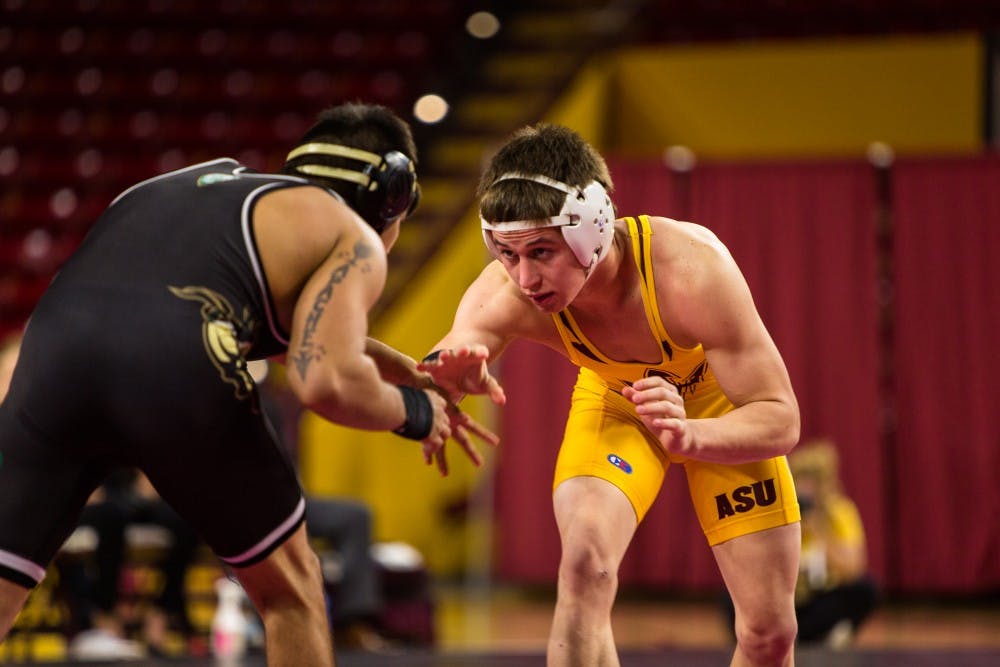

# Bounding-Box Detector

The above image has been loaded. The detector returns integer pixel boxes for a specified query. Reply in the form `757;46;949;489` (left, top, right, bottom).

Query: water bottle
211;577;248;662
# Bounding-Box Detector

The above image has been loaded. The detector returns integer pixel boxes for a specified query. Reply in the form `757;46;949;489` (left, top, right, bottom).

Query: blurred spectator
721;437;880;648
65;469;202;659
789;438;880;647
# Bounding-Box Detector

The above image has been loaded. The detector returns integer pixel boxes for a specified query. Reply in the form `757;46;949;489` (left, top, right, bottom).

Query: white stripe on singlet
240;182;293;347
218;497;306;566
0;548;46;584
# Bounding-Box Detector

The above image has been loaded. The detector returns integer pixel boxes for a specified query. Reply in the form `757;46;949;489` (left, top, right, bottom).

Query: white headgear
481;172;614;275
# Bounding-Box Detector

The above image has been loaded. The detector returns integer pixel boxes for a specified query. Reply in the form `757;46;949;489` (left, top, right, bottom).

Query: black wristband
393;385;433;440
422;350;443;363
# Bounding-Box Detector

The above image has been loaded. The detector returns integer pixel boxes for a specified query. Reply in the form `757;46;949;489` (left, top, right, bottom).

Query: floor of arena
3;587;998;665
338;592;1000;667
14;646;1000;666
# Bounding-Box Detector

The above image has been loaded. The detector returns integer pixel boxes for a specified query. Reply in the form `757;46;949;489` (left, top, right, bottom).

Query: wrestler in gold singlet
551;216;800;545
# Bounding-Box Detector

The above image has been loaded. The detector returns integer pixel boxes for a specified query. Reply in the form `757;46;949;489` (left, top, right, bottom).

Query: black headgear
285;142;419;232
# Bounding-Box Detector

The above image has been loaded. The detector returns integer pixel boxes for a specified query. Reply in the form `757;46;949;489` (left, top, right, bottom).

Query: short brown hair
478;124;613;223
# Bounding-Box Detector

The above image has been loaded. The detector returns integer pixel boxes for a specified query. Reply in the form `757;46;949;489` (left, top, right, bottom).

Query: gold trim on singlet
552;215;699;369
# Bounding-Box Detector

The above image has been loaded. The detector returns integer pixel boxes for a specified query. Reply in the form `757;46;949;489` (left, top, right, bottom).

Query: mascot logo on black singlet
643;360;708;399
169;285;256;400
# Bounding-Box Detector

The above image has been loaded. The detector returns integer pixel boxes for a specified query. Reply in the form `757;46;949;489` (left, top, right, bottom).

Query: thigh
685;454;800;546
0;404;109;588
137;400;305;568
713;523;800;624
554;380;667;523
553;476;637;565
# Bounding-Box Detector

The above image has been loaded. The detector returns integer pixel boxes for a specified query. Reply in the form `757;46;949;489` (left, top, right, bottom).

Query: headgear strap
285;142;419;232
481;172;613;274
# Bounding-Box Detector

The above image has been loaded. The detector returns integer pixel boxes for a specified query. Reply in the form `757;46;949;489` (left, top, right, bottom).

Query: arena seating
4;0;998;337
0;0;477;338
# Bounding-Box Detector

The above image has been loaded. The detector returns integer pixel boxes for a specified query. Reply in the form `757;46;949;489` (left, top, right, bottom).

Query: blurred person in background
721;437;879;649
787;438;879;646
66;468;202;659
0;102;497;667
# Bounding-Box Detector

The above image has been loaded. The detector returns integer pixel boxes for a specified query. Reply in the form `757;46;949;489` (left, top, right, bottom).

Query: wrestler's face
491;227;587;312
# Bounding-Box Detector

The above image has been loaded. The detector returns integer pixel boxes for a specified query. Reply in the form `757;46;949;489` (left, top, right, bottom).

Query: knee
248;541;325;614
558;542;617;604
735;612;797;666
282;543;325;602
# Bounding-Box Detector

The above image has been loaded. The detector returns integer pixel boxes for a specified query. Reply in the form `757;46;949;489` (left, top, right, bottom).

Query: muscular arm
364;337;429;387
433;264;514;358
631;220;799;464
254;187;409;432
421;262;531;403
285;230;412;430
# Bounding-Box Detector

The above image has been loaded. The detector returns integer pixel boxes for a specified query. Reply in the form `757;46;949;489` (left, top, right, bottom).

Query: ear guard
285;142;419;233
481;173;613;274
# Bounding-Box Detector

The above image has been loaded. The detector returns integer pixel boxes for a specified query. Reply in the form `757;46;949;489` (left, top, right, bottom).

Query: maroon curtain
889;155;1000;593
493;340;576;584
684;161;886;589
494;158;885;591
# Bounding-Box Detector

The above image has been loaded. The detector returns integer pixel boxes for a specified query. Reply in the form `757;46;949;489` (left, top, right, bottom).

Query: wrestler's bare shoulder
644;216;727;253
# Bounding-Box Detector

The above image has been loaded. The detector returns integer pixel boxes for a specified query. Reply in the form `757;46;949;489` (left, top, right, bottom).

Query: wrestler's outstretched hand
420;394;500;477
417;345;506;406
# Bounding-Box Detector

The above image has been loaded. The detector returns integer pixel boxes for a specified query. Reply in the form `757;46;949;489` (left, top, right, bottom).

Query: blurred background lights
130;109;159;138
157;148;186;173
2;66;25;95
75;148;103;178
58;109;84;136
866;141;895;168
466;11;500;39
60;27;85;54
414;94;449;124
76;67;102;96
150;68;179;96
0;146;18;176
21;229;53;266
664;145;696;172
50;188;78;219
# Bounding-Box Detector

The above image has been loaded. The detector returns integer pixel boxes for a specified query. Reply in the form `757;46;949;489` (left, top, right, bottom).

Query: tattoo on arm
291;239;374;381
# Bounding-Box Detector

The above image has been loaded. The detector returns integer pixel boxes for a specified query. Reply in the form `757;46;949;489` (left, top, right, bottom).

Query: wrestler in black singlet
0;159;331;587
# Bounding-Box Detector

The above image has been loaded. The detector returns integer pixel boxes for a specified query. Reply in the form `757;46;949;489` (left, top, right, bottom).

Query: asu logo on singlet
715;478;777;520
169;285;257;400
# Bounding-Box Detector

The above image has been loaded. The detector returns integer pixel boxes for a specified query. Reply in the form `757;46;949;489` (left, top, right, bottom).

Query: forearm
365;337;433;387
687;399;799;464
293;355;408;432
